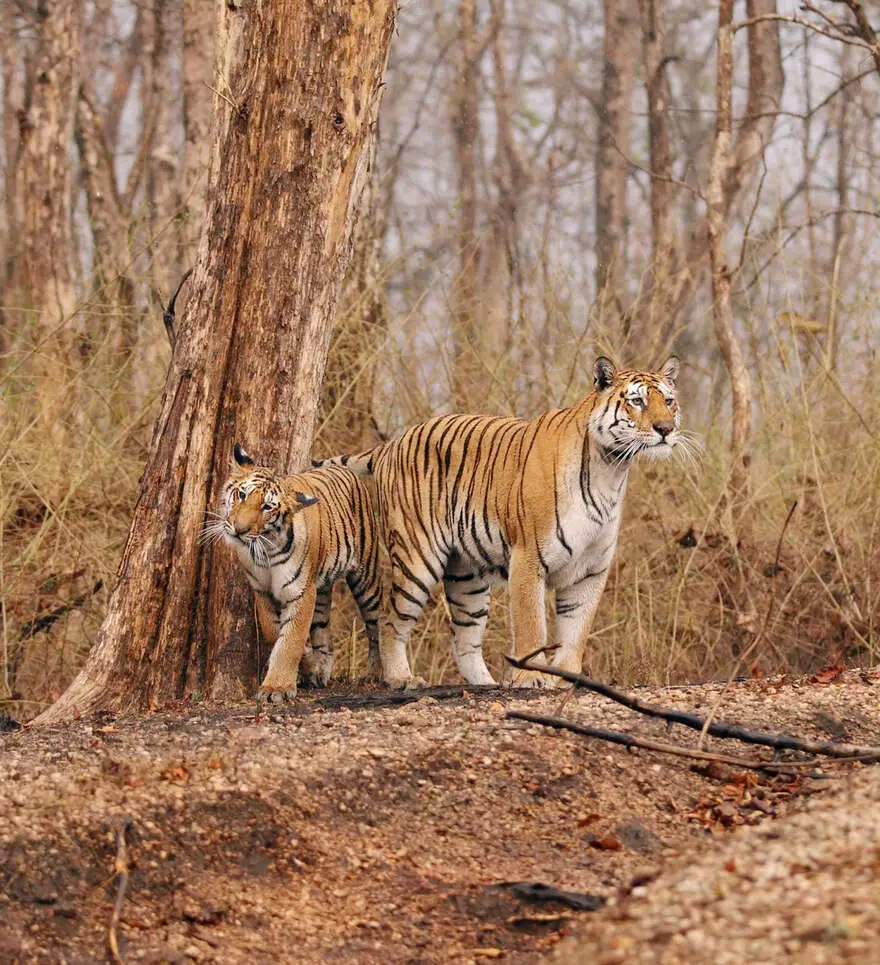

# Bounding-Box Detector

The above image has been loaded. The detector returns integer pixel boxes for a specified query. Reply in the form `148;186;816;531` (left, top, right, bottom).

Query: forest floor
1;670;879;965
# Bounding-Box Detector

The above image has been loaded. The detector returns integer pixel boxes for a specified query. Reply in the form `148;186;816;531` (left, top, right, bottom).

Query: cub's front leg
257;582;317;703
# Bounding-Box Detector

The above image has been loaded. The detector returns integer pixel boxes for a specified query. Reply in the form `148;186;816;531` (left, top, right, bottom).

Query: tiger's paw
385;674;428;691
256;684;297;703
509;667;556;689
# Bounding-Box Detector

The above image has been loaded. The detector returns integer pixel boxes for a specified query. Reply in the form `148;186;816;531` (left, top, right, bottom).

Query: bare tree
451;0;484;408
707;0;751;504
4;0;86;478
636;0;675;360
38;0;398;724
593;0;638;327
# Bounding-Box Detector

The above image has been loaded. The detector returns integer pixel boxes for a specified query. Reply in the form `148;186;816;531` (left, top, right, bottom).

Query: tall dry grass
2;257;878;721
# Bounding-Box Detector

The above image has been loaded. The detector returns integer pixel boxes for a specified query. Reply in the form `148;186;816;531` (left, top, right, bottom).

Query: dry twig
504;652;880;762
108;819;132;965
507;710;833;775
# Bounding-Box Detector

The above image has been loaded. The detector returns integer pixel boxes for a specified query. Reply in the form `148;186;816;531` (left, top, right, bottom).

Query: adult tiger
315;357;683;688
204;444;382;701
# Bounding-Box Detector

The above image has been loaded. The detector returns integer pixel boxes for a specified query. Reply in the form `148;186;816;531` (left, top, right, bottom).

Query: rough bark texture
5;0;85;468
144;0;181;298
594;0;638;322
38;0;397;723
708;0;751;504
180;0;215;261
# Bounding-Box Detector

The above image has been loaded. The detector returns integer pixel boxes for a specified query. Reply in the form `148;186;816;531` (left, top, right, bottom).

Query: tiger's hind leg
382;545;443;688
346;569;382;681
443;565;495;685
300;584;334;688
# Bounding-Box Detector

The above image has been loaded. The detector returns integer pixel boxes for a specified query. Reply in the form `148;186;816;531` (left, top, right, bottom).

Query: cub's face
218;444;317;566
590;356;681;461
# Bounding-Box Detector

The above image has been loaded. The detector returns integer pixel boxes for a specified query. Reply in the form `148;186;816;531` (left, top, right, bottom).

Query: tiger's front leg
300;585;334;688
257;582;317;703
552;568;610;679
507;546;551;687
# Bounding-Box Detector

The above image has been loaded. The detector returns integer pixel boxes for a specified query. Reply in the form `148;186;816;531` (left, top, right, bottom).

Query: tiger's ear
593;356;616;391
233;443;254;469
294;490;318;508
660;356;680;386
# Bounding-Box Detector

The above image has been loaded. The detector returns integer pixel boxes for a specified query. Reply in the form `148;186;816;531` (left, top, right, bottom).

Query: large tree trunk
38;0;397;724
180;0;215;262
593;0;638;331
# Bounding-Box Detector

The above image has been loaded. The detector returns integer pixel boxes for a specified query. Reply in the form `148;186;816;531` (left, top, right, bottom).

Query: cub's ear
233;443;254;468
660;356;680;386
593;356;616;391
294;491;318;508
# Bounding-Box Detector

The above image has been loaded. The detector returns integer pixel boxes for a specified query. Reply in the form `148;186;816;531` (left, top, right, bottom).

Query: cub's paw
300;652;333;689
256;685;297;703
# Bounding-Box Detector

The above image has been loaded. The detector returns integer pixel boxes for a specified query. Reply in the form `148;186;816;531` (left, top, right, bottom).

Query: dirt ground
1;670;879;965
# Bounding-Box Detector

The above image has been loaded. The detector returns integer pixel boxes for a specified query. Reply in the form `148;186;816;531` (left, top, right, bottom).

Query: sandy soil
1;670;878;965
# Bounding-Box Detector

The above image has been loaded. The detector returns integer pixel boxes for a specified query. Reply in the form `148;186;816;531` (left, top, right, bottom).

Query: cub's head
211;444;317;566
590;356;682;462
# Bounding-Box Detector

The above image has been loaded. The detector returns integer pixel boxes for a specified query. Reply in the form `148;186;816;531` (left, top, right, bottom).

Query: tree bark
143;0;182;298
635;0;675;362
451;0;483;409
5;0;86;476
38;0;397;724
180;0;216;263
708;0;751;505
594;0;638;329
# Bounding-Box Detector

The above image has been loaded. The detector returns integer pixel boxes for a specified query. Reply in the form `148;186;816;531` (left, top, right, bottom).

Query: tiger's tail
311;446;380;476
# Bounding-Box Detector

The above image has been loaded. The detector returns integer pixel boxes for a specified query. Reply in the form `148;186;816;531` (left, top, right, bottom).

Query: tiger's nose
234;522;250;536
654;420;675;438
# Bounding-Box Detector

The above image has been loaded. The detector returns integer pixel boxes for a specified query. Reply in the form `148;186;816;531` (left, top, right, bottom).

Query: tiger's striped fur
208;444;382;701
315;357;682;687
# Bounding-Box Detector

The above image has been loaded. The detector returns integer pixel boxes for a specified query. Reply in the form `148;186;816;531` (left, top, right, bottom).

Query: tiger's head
589;356;682;462
214;444;318;567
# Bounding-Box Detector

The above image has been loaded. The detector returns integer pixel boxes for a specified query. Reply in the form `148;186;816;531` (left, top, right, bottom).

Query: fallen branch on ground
507;710;834;775
108;819;132;965
505;652;880;762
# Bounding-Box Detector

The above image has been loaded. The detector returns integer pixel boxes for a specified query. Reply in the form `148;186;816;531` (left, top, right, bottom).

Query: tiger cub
315;357;685;688
214;444;382;701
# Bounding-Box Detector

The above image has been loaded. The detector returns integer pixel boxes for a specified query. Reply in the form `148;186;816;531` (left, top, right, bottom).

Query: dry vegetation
3;1;880;719
3;277;879;719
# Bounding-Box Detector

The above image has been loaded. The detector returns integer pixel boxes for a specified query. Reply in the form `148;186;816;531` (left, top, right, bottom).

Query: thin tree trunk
708;0;751;505
480;0;528;402
634;0;783;340
636;0;675;362
594;0;638;333
38;0;397;724
451;0;482;409
5;0;86;481
144;0;181;298
828;44;853;373
180;0;215;262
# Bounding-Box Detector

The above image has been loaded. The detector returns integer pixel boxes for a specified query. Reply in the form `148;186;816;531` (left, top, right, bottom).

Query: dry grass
2;264;878;720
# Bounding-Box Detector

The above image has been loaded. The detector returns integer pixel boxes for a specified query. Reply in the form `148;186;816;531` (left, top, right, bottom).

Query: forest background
2;0;879;720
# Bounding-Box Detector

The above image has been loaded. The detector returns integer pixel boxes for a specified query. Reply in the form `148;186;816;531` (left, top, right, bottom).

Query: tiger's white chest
541;467;627;589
